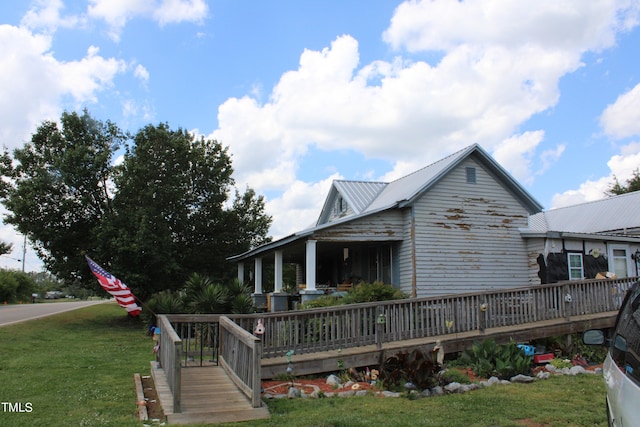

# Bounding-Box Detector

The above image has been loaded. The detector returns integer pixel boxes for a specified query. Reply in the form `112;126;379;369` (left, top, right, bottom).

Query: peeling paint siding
526;238;545;285
313;210;404;241
412;158;531;297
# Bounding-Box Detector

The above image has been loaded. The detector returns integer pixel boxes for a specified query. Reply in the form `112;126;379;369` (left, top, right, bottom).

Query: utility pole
22;235;26;273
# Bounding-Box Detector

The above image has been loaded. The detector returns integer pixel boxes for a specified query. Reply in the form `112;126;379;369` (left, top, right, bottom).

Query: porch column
300;239;323;304
251;257;267;311
274;250;283;293
237;262;245;285
254;257;263;294
305;240;317;290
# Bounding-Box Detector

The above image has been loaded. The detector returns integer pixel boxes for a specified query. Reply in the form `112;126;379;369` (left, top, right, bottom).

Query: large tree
3;110;125;283
2;111;271;299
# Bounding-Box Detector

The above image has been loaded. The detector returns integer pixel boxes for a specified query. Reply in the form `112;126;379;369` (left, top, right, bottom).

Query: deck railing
228;277;636;358
219;316;263;407
158;314;263;408
156;315;182;413
156;277;636;407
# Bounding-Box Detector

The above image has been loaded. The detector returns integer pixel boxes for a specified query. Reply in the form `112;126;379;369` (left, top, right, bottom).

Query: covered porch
231;237;400;311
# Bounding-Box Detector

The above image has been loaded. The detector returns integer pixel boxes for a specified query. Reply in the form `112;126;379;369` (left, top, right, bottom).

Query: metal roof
333;180;387;214
229;143;545;261
526;190;640;235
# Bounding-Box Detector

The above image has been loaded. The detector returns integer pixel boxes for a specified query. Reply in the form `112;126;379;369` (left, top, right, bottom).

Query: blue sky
1;0;640;272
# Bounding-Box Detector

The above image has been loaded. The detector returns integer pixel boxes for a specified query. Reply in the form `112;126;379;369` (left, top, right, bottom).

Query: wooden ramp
152;363;270;425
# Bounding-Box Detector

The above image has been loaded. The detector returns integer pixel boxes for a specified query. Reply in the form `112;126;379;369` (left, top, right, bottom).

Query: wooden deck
153;278;636;424
151;362;270;425
260;310;619;378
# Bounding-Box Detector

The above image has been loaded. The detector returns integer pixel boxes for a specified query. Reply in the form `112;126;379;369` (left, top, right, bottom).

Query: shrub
461;338;532;379
300;281;407;309
342;281;408;304
380;348;442;390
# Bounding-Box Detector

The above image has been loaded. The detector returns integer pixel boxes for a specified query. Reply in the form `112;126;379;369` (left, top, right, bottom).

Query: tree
0;241;13;257
607;169;640;196
2;110;125;285
99;123;271;298
1;111;272;300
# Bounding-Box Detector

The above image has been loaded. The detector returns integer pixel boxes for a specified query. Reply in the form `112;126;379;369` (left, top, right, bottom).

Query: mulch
261;378;379;395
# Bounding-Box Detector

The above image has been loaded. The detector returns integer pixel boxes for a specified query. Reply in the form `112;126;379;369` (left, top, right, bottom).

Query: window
466;167;477;184
612;248;630;278
567;253;584;280
334;196;347;215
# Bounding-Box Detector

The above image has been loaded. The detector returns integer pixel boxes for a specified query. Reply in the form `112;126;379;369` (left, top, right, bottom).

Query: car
45;291;63;299
583;281;640;427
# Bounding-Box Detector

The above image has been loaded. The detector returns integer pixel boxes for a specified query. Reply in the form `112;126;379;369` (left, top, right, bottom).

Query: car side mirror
583;329;606;346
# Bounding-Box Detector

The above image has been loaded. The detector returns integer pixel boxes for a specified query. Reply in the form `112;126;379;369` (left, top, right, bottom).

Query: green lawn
0;303;152;427
0;303;608;427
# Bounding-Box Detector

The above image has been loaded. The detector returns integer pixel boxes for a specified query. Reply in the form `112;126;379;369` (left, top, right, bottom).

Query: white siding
411;158;531;296
314;210;404;242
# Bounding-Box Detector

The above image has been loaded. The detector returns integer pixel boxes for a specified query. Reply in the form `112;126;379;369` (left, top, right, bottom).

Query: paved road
0;300;109;327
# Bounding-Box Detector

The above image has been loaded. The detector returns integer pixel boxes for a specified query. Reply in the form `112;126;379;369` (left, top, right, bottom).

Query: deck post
563;284;571;322
479;297;487;333
375;305;384;349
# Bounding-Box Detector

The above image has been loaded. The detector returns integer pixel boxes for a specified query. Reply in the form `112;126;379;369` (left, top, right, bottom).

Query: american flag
85;256;142;317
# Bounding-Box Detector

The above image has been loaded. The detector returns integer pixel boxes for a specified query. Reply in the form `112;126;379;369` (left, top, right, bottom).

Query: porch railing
229;277;636;358
155;277;636;409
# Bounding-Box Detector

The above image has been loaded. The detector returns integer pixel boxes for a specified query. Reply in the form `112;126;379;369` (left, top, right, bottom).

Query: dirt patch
141;375;166;422
262;378;379;395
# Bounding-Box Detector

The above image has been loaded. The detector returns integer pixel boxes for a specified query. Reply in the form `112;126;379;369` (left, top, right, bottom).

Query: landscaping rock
536;371;551;380
381;390;401;398
480;376;501;387
569;366;586;376
338;390;356;398
288;387;302;398
430;386;444;396
444;382;463;393
326;374;341;386
510;374;535;384
462;383;481;392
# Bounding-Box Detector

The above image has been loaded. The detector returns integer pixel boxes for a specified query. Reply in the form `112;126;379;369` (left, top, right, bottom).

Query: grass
0;303;608;427
0;303;151;427
223;374;607;427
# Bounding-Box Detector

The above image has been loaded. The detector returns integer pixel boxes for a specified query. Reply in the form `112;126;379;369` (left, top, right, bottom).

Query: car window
612;283;640;385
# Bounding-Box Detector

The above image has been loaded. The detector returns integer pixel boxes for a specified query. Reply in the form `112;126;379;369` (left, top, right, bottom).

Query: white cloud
383;0;638;53
600;83;640;139
211;1;640;237
0;26;125;148
88;0;208;41
134;63;150;84
493;131;545;185
550;147;640;208
266;175;341;239
152;0;208;26
20;0;83;33
552;73;640;208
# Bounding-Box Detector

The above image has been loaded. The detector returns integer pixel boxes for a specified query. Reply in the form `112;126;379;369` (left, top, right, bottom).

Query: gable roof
526;190;640;237
319;143;543;225
316;180;386;224
229;143;544;261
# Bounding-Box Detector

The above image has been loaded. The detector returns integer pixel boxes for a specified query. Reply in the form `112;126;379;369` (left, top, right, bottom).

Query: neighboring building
523;191;640;284
228;144;640;306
